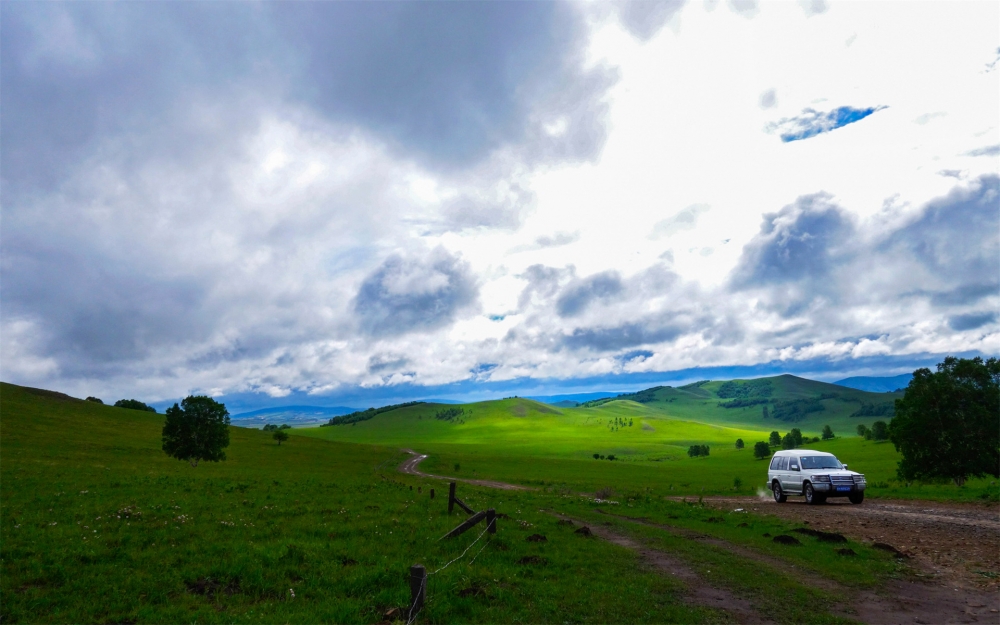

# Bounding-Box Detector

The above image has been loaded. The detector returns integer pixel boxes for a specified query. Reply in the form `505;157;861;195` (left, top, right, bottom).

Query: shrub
753;441;771;460
85;397;103;404
871;420;889;441
821;425;834;440
735;438;744;450
273;430;289;445
114;399;156;413
769;431;781;446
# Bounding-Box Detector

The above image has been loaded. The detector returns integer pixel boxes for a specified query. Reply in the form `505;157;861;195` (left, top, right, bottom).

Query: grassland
0;383;721;623
2;378;993;623
297;379;997;502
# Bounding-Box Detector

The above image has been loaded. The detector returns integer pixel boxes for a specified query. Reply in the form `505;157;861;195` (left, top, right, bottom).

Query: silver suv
768;449;866;505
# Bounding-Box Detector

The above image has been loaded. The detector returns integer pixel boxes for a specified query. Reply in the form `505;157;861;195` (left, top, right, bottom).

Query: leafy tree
762;405;770;419
769;431;781;446
86;396;103;404
780;433;793;449
700;444;710;457
279;424;291;429
607;454;617;461
114;399;156;413
821;425;835;440
856;424;869;437
593;453;600;460
273;429;289;445
753;441;771;460
871;420;889;441
735;438;744;450
890;357;1000;487
687;445;700;457
789;428;803;446
262;424;278;432
161;396;230;467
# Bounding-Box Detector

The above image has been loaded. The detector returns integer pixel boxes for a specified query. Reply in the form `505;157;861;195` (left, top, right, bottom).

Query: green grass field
296;385;997;502
2;378;994;623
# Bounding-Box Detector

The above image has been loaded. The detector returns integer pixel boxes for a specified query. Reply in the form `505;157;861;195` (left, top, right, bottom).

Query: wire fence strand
407;516;496;624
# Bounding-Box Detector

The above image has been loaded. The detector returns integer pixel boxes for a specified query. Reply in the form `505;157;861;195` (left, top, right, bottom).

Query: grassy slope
1;382;718;624
297;382;996;502
2;382;922;625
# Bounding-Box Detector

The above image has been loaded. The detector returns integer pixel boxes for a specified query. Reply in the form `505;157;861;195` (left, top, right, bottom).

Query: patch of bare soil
694;496;1000;593
397;449;531;491
599;508;1000;624
550;513;771;625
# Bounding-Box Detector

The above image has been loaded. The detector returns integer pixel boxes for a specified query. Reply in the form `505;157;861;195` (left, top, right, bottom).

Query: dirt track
398;450;1000;623
694;495;1000;592
398;449;530;490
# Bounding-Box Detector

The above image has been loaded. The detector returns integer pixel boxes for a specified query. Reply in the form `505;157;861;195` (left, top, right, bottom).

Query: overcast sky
2;0;998;410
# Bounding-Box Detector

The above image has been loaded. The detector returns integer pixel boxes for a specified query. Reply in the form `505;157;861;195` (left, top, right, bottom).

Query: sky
2;0;998;411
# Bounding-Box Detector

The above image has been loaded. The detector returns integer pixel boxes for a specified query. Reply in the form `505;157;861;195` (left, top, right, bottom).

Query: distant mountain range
227;374;914;426
527;392;619;407
230;405;357;428
833;374;912;393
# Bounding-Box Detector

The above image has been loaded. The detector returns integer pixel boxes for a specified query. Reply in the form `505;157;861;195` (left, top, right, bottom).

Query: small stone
575;526;593;537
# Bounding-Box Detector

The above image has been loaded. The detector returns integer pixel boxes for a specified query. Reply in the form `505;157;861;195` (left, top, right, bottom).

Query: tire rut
547;511;772;625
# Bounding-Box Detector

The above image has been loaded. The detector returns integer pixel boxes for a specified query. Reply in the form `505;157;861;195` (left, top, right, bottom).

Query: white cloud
3;1;998;402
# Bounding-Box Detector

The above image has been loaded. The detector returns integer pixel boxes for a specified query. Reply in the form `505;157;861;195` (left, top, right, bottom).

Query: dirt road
398;450;1000;622
694;495;1000;592
397;449;530;490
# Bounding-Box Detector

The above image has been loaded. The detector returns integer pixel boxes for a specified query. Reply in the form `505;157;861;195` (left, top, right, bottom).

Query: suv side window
769;456;781;470
789;457;800;471
778;456;788;471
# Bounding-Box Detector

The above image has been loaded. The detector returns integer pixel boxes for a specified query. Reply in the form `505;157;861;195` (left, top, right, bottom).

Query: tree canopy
753;441;771;460
114;399;156;413
821;425;835;440
890;357;999;486
161;396;230;467
273;429;289;445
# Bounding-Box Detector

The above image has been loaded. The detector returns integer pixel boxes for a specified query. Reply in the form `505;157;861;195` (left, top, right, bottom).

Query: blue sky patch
770;106;885;142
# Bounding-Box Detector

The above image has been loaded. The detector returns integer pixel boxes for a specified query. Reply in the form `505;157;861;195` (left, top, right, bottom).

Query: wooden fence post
448;482;456;514
430;488;435;499
486;508;496;534
409;564;426;614
440;510;487;540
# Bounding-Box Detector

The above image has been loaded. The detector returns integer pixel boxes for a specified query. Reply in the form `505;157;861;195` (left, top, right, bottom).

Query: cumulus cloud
354;248;478;337
766;106;885;142
729;193;853;288
613;0;686;41
556;271;624;317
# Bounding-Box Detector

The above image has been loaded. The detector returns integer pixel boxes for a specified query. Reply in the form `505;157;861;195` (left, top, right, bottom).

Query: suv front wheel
772;481;787;503
849;491;864;504
804;482;825;505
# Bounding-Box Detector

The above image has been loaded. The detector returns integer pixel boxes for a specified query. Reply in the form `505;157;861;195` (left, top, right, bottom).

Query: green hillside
2;382;719;623
296;376;995;502
2;380;995;624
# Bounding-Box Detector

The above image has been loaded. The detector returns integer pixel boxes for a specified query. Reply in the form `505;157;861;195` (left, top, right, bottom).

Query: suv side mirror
843;464;848;470
790;463;799;471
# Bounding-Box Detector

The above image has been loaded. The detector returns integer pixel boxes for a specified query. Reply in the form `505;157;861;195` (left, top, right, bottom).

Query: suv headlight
853;474;866;484
814;475;831;483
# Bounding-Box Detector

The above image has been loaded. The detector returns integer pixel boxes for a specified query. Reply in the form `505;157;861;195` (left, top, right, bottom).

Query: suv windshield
800;455;843;470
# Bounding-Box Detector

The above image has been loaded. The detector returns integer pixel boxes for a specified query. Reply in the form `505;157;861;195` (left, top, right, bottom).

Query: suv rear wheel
772;481;787;503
